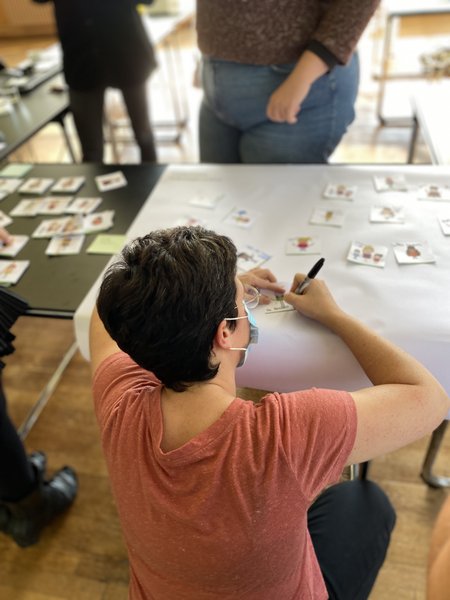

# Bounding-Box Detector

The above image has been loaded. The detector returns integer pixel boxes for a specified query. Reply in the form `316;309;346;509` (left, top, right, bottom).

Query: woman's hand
238;268;285;305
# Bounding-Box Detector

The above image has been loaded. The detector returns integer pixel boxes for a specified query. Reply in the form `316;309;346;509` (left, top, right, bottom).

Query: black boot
0;451;78;547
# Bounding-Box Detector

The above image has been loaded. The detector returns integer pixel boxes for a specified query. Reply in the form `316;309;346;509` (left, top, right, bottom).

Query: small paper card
18;178;54;195
95;171;127;192
32;216;83;238
0;260;30;284
369;205;405;224
223;208;260;229
86;234;126;255
236;245;271;272
174;215;207;227
393;242;436;264
0;210;13;228
0;235;29;257
264;294;296;315
285;236;321;255
347;242;388;268
438;214;450;235
0;178;22;194
10;199;43;217
66;197;102;215
0;191;7;202
310;208;345;227
188;193;223;209
51;176;86;194
0;164;33;178
38;196;73;215
418;184;450;201
45;234;85;256
82;210;115;233
322;183;356;200
373;174;408;192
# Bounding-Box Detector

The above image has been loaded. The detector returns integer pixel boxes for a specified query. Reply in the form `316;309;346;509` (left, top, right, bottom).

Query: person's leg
69;87;105;162
240;54;360;164
308;479;396;600
121;81;157;163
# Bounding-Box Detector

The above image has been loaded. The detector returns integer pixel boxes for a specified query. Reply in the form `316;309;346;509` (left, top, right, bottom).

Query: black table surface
0;163;165;317
0;75;69;163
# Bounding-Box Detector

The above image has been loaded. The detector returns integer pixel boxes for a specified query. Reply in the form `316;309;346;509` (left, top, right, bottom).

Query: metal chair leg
421;420;450;488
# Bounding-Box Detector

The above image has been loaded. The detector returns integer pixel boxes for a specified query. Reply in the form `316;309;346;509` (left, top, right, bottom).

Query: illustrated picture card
95;171;127;192
393;242;436;264
188;193;224;209
347;241;388;268
310;208;345;227
285;235;322;255
0;260;30;284
264;294;296;315
0;210;12;228
369;205;405;224
322;183;357;200
66;197;102;215
223;207;260;229
418;184;450;202
18;177;54;195
82;210;115;233
438;214;450;235
236;245;271;272
10;199;43;217
51;176;86;194
38;196;73;215
0;191;7;202
0;235;29;257
46;234;85;256
373;174;408;192
0;178;22;195
32;216;83;238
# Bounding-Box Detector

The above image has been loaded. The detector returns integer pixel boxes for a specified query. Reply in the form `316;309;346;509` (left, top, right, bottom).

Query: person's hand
284;275;343;325
0;228;12;246
238;268;285;305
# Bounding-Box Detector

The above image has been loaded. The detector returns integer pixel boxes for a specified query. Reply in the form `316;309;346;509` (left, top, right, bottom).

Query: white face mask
226;303;259;368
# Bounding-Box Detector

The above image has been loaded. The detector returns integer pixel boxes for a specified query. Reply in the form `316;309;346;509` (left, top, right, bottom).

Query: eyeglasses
243;284;260;309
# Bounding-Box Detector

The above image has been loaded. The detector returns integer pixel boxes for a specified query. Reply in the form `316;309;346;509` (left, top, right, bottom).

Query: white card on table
418;184;450;202
285;236;322;255
0;260;29;284
265;294;296;314
369;205;405;224
18;178;54;195
174;215;207;227
38;196;73;215
188;193;223;209
95;171;127;192
0;191;7;202
66;197;102;215
347;242;388;268
373;174;408;192
310;208;345;227
32;216;83;238
51;176;86;194
0;178;22;195
0;235;29;257
438;214;450;235
322;183;356;200
223;208;260;229
236;245;271;272
46;234;85;256
83;210;115;233
393;242;436;264
0;210;12;228
10;199;43;217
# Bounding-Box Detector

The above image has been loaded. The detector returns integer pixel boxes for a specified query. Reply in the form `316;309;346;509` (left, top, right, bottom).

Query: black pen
295;258;325;295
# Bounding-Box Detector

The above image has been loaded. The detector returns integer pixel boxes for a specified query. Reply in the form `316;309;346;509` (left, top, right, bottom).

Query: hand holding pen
294;258;325;294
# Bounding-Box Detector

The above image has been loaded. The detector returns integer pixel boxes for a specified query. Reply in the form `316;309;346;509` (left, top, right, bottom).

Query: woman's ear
213;319;234;350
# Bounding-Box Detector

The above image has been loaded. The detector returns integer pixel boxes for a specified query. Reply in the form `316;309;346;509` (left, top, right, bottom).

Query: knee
350;480;397;534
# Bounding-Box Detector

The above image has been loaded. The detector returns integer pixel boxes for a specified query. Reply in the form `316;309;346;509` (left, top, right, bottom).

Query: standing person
0;228;78;547
90;225;449;599
197;0;380;164
32;0;158;163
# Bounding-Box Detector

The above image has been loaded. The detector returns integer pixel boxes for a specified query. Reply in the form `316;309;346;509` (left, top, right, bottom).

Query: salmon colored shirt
93;352;357;600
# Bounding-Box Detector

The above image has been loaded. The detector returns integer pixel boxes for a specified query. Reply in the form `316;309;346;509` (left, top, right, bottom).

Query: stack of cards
347;242;388;268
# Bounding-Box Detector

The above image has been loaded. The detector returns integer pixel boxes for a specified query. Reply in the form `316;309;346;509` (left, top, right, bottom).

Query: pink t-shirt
93;352;357;600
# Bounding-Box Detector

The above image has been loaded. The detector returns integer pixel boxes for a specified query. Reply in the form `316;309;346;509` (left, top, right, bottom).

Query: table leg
53;111;78;163
407;116;419;163
421;420;450;488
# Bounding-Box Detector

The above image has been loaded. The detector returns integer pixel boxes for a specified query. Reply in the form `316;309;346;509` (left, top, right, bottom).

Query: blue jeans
200;54;359;164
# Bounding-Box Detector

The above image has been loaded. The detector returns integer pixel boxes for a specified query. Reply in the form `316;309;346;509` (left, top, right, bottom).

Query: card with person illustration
393;242;436;264
46;234;85;256
347;241;388;268
369;205;405;224
95;171;127;192
236;245;271;272
373;174;408;192
38;196;73;215
82;210;115;233
0;235;29;257
322;183;357;200
223;207;260;229
10;199;43;217
285;235;322;254
51;176;86;194
0;178;22;195
418;184;450;202
18;177;54;195
0;260;30;284
66;197;102;215
309;208;345;227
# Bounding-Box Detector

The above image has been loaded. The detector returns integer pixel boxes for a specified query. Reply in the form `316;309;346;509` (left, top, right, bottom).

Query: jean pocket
269;63;297;76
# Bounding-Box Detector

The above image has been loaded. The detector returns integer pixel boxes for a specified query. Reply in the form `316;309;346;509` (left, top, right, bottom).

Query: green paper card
0;164;33;178
86;234;126;255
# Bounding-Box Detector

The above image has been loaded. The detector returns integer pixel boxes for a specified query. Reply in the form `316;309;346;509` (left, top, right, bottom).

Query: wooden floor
1;19;449;600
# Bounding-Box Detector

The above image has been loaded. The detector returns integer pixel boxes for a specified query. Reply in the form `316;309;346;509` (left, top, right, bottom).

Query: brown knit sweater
196;0;380;67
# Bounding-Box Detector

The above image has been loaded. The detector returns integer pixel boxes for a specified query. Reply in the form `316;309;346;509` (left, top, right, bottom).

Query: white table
74;163;450;484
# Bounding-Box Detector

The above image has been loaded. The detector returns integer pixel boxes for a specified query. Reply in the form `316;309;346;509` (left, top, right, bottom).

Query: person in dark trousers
32;0;158;163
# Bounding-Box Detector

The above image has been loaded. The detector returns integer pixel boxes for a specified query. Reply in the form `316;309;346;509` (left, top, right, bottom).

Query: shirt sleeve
92;352;161;430
311;0;381;65
271;388;357;502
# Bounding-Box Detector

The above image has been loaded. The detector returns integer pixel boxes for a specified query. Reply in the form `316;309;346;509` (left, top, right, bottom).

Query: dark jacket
32;0;156;91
